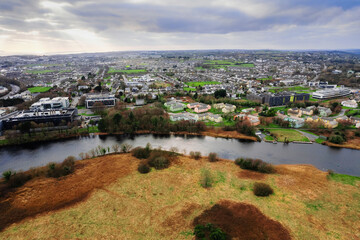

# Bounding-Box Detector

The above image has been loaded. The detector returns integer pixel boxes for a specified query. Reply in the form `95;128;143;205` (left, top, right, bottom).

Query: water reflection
0;134;359;176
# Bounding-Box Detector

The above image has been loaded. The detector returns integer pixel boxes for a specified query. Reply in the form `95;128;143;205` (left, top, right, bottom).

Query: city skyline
1;0;360;55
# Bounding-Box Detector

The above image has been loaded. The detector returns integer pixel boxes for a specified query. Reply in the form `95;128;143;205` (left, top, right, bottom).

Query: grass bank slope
0;154;359;239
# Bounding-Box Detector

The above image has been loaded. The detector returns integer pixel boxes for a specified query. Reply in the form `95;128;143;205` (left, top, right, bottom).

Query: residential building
321;117;339;128
213;103;236;113
287;108;302;117
300;107;314;116
164;100;185;112
188;102;211;113
284;116;304;128
234;114;260;126
317;107;332;117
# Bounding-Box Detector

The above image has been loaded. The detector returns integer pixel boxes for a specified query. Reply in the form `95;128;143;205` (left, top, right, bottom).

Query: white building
341;100;358;108
85;94;116;109
30;97;70;111
312;87;351;99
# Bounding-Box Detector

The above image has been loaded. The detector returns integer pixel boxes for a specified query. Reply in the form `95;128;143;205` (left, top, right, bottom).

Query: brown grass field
0;154;359;239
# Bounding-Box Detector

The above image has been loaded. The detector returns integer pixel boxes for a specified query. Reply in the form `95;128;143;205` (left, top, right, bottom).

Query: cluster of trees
259;107;276;117
98;106;206;134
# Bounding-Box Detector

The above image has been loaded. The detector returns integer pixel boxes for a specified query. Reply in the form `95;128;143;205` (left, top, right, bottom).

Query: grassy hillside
0;154;359;239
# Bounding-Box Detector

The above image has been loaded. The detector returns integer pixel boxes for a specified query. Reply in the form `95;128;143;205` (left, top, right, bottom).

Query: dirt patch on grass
193;199;292;240
0;153;138;231
237;170;266;180
276;164;328;199
161;202;201;235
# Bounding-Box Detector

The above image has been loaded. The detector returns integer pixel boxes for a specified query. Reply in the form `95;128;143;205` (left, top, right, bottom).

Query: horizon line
1;48;360;57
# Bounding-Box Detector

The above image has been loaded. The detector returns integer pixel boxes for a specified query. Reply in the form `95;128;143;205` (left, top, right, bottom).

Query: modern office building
30;97;70;111
247;92;310;106
312;88;351;99
85;94;116;109
0;108;78;131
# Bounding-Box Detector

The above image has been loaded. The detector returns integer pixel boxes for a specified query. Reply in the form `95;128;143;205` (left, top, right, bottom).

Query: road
1;84;20;99
296;130;318;141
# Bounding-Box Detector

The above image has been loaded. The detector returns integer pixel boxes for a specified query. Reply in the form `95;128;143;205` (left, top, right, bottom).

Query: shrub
138;163;150;174
208;152;218;162
7;171;32;188
121;143;133;153
329;135;345;144
194;223;227;240
149;156;170;170
132;147;151;159
2;170;14;181
47;156;76;178
200;169;213;188
235;158;275;174
190;151;202;160
253;182;273;197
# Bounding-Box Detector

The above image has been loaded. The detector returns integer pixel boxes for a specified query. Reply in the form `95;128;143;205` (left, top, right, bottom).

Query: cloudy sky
0;0;359;55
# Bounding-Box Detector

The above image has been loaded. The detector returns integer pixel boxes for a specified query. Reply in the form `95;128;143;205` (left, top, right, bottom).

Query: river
1;134;359;176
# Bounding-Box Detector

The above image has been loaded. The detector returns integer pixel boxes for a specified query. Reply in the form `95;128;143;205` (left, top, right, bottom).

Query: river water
1;134;359;176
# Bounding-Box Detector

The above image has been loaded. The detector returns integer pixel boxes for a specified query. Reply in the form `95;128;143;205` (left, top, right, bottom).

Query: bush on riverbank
2;156;76;188
190;151;202;160
253;182;274;197
132;143;178;171
235;158;275;174
138;163;151;174
47;156;76;178
208;152;218;162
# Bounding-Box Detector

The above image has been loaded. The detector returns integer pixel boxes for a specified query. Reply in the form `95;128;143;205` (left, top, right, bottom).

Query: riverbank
120;129;258;141
324;138;360;150
0;153;359;239
0;127;258;148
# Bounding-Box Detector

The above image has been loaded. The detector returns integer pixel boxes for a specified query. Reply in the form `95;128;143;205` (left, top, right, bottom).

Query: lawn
328;173;360;186
265;135;275;141
27;87;52;93
300;130;318;136
269;86;313;93
107;68;146;74
257;76;273;81
185;81;221;87
183;87;196;92
268;129;310;142
59;70;71;73
315;138;326;144
202;60;254;69
78;126;99;133
26;70;54;74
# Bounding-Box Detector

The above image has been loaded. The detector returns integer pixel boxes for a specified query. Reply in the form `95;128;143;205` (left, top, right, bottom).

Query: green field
185;81;221;87
183;87;196;92
268;129;310;142
59;70;71;73
26;70;54;74
265;135;275;141
107;68;146;74
257;76;273;81
27;87;52;93
269;86;315;93
199;60;255;70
